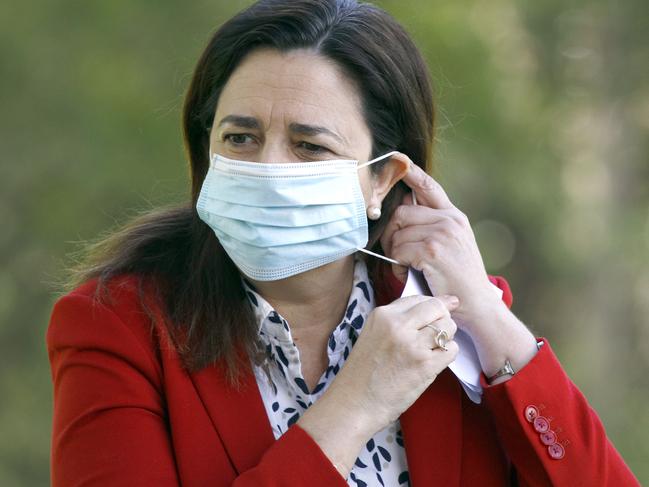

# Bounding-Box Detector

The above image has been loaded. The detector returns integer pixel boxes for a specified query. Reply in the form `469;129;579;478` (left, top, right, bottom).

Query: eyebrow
217;115;260;129
288;122;343;144
217;115;343;144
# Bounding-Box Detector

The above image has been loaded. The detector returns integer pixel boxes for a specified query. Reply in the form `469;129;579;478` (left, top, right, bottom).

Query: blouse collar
241;255;375;347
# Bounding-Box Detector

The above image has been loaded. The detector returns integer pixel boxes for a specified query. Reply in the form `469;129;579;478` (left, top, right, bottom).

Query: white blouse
243;256;411;486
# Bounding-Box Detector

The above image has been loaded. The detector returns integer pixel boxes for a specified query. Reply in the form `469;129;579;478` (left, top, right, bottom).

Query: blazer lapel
400;368;463;486
189;345;276;474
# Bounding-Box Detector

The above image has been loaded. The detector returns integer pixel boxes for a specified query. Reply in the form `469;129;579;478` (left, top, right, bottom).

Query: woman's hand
298;294;460;478
380;158;498;332
333;294;460;434
379;155;539;380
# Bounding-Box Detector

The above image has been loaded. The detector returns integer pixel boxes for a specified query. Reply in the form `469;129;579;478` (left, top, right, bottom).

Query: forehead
215;48;369;138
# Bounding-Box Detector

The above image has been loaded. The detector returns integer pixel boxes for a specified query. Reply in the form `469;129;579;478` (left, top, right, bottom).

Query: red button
548;443;565;459
540;430;557;445
524;405;539;423
533;416;550;433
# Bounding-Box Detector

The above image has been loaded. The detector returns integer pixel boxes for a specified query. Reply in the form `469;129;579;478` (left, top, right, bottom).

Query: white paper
400;268;503;404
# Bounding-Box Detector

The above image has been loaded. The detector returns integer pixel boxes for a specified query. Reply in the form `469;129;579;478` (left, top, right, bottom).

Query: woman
47;0;639;485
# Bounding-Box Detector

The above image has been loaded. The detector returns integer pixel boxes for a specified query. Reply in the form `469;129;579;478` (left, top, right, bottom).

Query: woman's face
209;48;385;205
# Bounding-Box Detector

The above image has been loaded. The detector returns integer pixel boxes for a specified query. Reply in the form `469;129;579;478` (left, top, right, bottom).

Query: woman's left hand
380;158;502;332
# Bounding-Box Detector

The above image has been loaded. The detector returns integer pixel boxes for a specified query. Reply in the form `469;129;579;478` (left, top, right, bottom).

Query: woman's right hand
334;294;460;436
297;294;459;477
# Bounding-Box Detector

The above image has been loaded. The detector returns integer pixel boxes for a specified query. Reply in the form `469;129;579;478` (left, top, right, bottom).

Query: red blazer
46;272;639;486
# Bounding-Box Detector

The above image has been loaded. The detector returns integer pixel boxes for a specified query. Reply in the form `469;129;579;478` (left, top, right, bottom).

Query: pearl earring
368;206;382;220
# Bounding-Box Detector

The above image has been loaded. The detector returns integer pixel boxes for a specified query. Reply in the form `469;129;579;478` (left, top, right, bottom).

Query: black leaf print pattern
311;381;326;394
294;377;310;395
346;299;358;318
356;281;370;301
349;472;367;487
343;346;350;360
366;438;375;452
283;407;296;414
325;365;334;378
355;457;367;468
271;401;279;412
372;452;382;471
287;412;300;426
398;471;410;484
296;398;309;409
351;315;364;330
328;334;336;352
268;312;282;324
275;346;289;368
378;445;392;462
396;428;404;447
376;472;386;486
246;291;258;307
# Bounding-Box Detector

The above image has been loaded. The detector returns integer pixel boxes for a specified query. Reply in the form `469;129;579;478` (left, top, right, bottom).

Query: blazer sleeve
374;266;638;485
479;338;640;486
47;288;347;487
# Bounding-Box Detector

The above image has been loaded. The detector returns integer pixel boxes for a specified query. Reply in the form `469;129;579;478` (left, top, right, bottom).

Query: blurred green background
1;0;647;484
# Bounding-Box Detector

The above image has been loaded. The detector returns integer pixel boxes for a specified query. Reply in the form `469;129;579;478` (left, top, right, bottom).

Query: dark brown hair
63;0;435;388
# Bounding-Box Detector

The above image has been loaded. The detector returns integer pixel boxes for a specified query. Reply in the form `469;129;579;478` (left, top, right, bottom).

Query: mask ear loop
356;150;401;169
355;151;410;266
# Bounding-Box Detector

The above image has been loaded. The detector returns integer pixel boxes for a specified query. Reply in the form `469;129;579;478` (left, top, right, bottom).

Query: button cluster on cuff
524;404;565;460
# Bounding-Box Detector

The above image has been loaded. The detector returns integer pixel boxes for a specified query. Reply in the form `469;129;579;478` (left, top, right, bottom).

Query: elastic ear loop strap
355;151;417;266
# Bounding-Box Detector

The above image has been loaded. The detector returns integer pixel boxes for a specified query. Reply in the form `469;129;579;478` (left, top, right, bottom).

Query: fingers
397;294;460;330
417;315;458;349
417;313;457;338
381;204;441;256
402;161;455;210
415;295;458;351
392;205;451;229
426;339;460;369
381;204;465;257
384;294;434;311
379;294;458;328
390;241;435;273
391;221;457;250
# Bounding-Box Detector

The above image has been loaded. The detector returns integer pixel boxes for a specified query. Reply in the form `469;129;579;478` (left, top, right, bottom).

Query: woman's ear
367;152;411;208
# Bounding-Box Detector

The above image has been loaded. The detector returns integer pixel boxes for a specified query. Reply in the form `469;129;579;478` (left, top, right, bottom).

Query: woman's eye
298;141;327;154
224;134;254;145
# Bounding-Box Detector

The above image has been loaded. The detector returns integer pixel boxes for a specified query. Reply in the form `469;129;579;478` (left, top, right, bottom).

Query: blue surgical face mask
196;151;400;281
